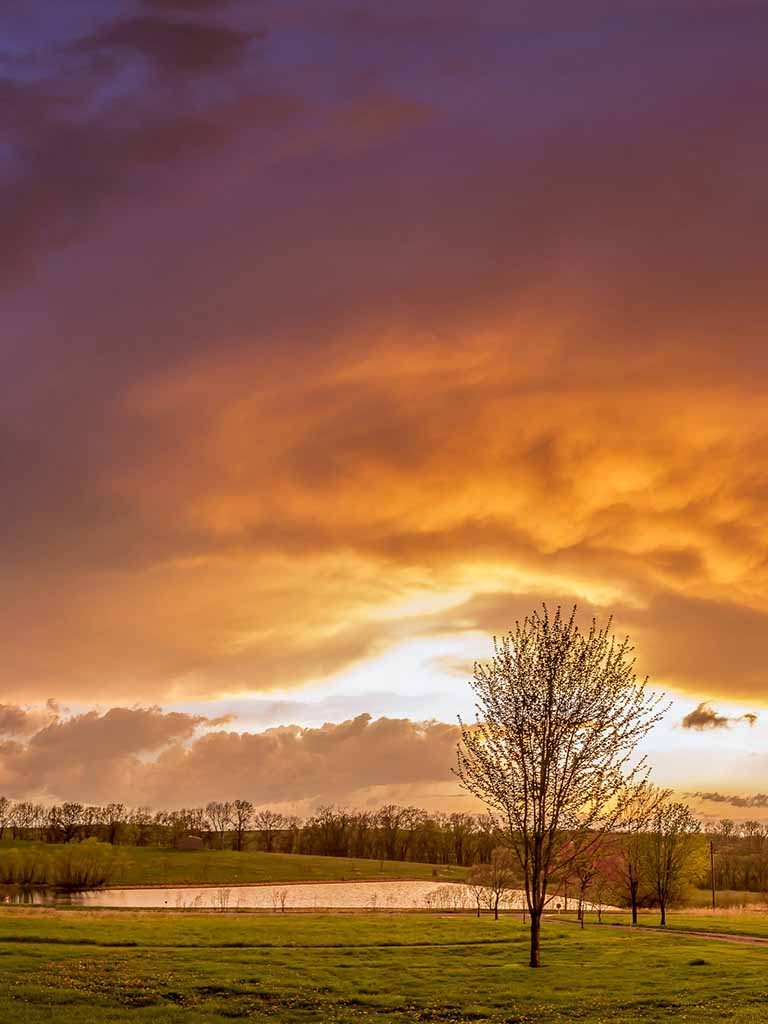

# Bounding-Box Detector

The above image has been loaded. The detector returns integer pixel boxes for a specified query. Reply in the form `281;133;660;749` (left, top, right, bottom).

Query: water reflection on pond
1;880;532;911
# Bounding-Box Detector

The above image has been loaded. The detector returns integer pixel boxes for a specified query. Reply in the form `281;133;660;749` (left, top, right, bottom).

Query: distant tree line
1;794;765;898
705;817;768;894
0;796;501;865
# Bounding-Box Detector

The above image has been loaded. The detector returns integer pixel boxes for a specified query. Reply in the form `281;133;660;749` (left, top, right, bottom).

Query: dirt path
551;916;768;947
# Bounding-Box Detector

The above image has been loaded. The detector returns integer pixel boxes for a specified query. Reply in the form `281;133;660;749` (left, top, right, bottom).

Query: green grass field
0;840;466;887
0;910;767;1022
690;889;766;909
602;910;768;939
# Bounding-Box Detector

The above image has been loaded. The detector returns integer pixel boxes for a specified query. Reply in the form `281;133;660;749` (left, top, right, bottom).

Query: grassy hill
0;839;466;887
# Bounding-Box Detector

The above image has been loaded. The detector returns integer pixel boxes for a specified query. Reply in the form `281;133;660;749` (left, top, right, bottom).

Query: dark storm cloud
1;101;245;289
0;5;278;290
75;16;258;74
691;792;768;809
681;703;758;731
682;705;732;731
143;0;234;9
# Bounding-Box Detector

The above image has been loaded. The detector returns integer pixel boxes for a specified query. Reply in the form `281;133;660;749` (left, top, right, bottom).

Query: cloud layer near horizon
0;705;461;808
2;701;768;817
2;1;768;715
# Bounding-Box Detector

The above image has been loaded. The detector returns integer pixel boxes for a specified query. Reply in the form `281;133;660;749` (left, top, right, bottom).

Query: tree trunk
494;895;499;920
630;881;638;925
529;911;542;968
659;900;666;928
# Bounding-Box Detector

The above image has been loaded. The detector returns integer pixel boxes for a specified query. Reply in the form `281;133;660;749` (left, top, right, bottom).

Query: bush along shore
0;839;117;893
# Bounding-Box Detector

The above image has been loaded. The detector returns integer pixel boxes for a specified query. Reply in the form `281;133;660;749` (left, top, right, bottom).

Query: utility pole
710;840;716;910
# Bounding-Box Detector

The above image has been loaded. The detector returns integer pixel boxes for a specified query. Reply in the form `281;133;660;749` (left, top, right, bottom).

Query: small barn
176;834;204;851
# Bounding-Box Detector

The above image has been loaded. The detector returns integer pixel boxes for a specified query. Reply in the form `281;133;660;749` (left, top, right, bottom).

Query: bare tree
231;800;254;852
30;803;47;837
569;847;600;928
129;807;155;847
49;802;85;844
186;807;209;834
254;809;287;853
213;887;231;911
100;803;126;845
9;800;36;840
376;805;408;861
81;805;100;839
464;874;488;917
613;784;670;924
350;810;374;858
561;833;622;927
467;847;519;919
205;801;233;849
457;606;666;967
642;800;702;926
0;797;10;839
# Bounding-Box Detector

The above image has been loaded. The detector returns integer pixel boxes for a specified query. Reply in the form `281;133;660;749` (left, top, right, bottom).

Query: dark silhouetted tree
231;800;254;851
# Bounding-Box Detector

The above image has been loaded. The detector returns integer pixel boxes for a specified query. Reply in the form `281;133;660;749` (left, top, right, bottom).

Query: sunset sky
2;0;767;817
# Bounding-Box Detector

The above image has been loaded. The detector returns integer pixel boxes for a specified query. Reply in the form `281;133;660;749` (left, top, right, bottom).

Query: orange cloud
3;1;768;716
3;331;768;703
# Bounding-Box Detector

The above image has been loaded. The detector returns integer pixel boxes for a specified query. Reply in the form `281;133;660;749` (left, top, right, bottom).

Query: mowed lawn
0;840;466;886
1;911;767;1022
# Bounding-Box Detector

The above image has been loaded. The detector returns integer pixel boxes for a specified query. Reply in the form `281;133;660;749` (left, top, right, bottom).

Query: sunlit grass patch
1;912;767;1022
604;909;768;938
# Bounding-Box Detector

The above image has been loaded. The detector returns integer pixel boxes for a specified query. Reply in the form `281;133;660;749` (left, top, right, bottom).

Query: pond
0;880;526;910
0;880;617;911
